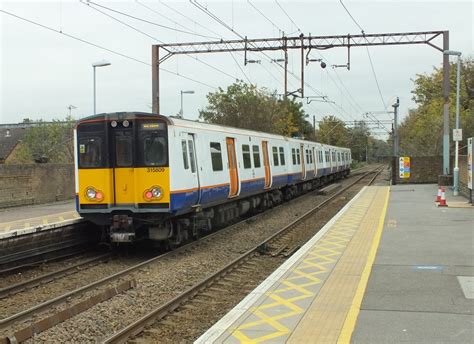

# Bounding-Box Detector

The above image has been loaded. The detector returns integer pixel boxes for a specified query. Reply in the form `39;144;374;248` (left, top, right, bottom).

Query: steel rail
102;166;384;344
0;166;376;331
0;253;113;299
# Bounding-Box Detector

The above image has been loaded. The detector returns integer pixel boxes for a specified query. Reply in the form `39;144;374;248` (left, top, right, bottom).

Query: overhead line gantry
152;30;450;174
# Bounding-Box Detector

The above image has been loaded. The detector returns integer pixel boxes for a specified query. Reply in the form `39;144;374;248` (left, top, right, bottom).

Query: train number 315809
147;167;165;173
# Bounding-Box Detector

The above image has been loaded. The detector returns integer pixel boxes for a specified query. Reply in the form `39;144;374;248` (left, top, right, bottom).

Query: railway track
0;165;383;342
102;166;384;343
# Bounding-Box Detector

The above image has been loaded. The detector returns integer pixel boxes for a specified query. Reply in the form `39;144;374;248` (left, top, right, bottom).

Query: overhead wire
85;0;219;40
247;0;283;36
339;0;388;111
189;0;255;84
83;1;239;81
274;0;301;33
156;0;282;86
0;8;216;89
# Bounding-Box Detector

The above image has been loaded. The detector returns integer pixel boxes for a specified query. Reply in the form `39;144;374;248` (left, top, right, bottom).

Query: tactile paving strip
209;186;389;344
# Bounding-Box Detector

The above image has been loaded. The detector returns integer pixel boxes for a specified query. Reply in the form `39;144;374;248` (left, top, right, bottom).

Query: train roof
76;112;350;151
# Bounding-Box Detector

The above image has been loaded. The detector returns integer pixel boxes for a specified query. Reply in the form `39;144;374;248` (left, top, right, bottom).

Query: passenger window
297;149;301;165
279;147;285;165
253;145;261;168
292;148;296;165
242;144;251;169
210;142;223;171
272;147;279;166
188;140;196;173
181;140;189;169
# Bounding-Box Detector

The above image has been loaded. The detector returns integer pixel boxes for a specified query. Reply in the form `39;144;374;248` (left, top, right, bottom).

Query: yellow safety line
337;187;390;344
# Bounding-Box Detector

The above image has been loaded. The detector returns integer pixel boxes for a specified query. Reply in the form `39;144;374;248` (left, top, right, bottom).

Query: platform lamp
443;50;462;196
92;60;111;114
179;90;195;119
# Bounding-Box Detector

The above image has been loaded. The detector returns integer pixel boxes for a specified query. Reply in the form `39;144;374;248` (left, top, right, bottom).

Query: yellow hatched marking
58;216;65;221
229;191;374;343
42;218;49;225
286;187;389;344
24;223;30;228
2;226;11;232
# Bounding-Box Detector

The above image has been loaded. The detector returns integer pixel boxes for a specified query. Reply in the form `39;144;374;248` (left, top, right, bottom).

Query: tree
349;121;371;162
10;117;75;164
398;57;474;156
316;115;350;147
199;81;314;138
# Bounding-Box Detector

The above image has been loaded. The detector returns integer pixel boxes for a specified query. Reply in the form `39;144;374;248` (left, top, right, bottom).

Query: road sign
453;129;463;141
399;156;410;179
468;137;473;190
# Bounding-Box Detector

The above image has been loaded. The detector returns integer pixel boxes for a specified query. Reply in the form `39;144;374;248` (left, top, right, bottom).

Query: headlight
86;188;96;199
151;187;162;198
144;186;163;201
85;187;104;201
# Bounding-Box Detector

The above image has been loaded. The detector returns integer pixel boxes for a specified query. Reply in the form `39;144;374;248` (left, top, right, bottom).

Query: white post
453;54;461;196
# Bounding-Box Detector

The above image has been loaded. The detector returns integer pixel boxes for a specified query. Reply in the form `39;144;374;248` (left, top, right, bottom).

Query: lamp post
179;90;195;118
92;60;111;114
67;105;77;117
443;50;462;196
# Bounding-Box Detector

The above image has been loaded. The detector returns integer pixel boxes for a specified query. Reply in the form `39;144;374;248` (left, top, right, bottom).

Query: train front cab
75;113;171;242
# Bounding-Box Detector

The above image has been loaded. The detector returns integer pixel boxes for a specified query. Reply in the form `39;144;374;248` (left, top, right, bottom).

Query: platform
0;200;80;239
196;184;474;344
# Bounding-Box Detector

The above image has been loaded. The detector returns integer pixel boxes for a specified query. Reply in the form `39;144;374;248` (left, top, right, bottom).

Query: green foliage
316;115;350;147
11;117;75;164
199;81;314;139
399;57;474;156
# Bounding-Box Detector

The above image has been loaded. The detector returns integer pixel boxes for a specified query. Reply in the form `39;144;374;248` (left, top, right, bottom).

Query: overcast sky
1;0;472;138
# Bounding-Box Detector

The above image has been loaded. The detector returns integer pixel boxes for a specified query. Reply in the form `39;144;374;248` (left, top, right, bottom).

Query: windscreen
77;122;107;168
137;121;168;167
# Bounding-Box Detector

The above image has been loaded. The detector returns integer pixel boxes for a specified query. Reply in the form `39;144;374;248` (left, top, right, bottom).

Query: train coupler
110;215;135;243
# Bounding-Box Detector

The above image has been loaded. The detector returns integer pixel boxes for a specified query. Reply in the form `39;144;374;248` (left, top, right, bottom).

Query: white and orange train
74;112;351;245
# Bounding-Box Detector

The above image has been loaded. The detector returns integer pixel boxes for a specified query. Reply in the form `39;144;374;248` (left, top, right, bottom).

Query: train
74;112;352;246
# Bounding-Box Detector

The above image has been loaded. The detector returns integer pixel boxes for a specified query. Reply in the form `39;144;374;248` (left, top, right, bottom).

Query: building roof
0;127;28;162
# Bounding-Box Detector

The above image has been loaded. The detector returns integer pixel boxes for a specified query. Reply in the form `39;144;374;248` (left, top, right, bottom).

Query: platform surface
0;200;79;237
196;184;474;344
352;184;474;344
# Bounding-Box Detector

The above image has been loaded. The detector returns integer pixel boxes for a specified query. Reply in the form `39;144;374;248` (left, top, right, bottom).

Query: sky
0;0;472;139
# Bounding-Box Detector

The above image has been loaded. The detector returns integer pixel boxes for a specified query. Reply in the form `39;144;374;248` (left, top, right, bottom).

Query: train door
113;126;135;205
329;149;333;172
262;141;271;188
312;147;317;177
226;138;240;197
300;144;306;180
186;134;201;204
